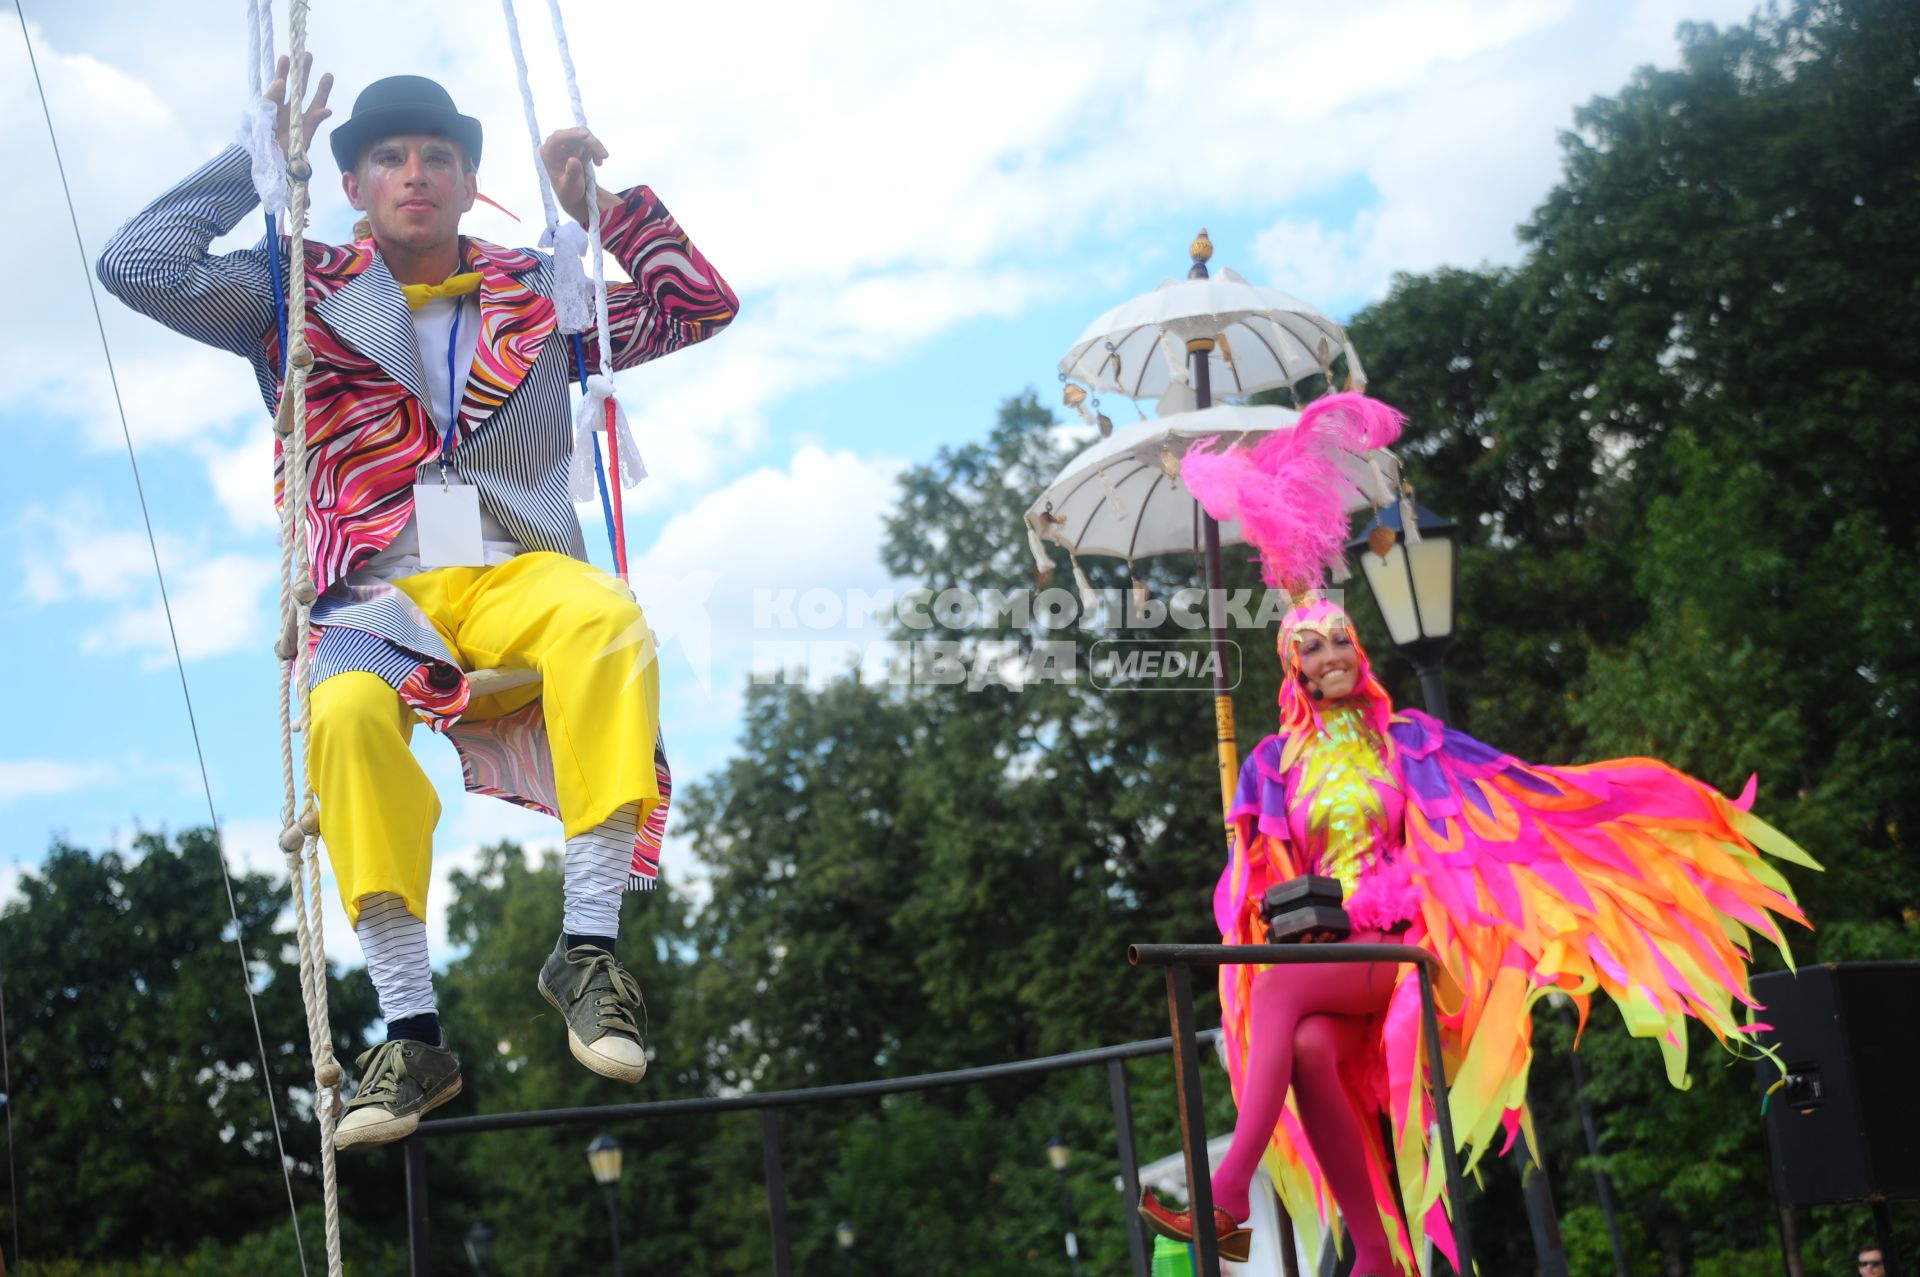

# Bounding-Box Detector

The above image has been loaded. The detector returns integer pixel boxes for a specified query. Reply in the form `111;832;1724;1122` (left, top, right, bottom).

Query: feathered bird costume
1180;394;1817;1271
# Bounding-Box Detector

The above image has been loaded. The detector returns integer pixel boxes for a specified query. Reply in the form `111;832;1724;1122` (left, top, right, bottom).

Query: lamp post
1045;1134;1086;1277
586;1133;625;1277
836;1219;856;1274
462;1221;496;1276
1346;499;1460;720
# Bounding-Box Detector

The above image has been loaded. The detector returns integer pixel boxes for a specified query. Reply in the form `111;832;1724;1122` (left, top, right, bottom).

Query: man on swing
98;57;737;1148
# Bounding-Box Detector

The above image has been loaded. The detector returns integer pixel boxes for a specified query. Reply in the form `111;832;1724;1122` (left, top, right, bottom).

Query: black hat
329;75;483;171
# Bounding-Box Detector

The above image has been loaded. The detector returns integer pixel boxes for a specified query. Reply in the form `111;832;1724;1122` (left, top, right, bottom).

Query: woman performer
1136;394;1817;1274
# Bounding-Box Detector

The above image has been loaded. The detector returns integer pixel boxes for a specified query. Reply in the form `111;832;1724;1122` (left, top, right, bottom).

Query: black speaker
1752;962;1920;1207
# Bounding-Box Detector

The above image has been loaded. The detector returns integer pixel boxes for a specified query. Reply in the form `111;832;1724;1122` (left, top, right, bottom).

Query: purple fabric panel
1399;747;1456;814
1229;734;1295;842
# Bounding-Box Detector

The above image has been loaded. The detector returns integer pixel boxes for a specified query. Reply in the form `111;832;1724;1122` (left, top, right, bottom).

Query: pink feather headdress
1180;392;1405;593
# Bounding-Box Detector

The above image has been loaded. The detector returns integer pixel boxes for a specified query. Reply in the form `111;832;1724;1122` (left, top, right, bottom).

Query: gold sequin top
1289;703;1402;897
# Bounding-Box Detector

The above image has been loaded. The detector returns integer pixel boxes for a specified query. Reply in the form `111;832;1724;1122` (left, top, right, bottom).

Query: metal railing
397;942;1475;1276
1129;942;1475;1277
401;1025;1224;1275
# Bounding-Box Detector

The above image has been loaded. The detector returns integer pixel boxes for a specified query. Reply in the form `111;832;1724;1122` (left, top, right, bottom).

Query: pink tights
1211;939;1402;1274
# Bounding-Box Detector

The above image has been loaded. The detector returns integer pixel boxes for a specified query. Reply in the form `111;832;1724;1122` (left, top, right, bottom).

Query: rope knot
550;221;594;334
568;375;645;501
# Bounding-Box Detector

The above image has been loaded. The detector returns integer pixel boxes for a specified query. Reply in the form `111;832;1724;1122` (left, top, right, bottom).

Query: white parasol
1024;404;1398;572
1057;234;1363;403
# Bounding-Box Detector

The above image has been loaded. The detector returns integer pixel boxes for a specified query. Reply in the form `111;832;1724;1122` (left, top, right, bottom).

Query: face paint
1281;598;1372;702
1273;594;1397;768
347;133;475;258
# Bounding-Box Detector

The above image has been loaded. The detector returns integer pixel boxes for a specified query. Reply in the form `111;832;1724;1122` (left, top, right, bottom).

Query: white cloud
1252;214;1385;322
81;552;278;667
1251;0;1764;313
1;17;260;456
14;500;278;666
0;758;111;805
198;429;280;534
16;506;164;606
629;443;906;688
217;817;289;882
7;0;1760;533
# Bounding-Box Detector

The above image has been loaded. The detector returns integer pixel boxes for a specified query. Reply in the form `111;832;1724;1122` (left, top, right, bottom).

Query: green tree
1347;0;1920;1269
673;392;1254;1275
0;831;385;1270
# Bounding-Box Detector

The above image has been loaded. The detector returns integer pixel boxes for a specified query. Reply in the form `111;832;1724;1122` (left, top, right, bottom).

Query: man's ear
342;169;366;212
460;169;478;215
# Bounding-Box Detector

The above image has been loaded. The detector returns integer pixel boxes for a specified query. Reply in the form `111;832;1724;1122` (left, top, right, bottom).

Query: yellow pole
1215;692;1239;854
1185;228;1238;856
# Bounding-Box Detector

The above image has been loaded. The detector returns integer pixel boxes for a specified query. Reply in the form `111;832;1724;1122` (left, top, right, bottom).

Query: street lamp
1045;1135;1085;1277
462;1221;496;1276
836;1219;856;1272
586;1133;625;1277
1347;499;1460;720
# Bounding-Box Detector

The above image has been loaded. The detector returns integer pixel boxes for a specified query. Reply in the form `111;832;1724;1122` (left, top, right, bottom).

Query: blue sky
1;0;1763;959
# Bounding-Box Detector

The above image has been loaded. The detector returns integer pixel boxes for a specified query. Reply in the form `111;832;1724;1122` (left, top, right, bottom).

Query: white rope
240;0;288;214
270;5;345;1272
499;0;644;500
497;0;592;332
540;0;645;495
13;4;311;1270
543;0;610;363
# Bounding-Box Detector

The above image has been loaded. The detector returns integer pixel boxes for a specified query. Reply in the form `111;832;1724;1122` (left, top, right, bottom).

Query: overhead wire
1;966;17;1267
10;5;311;1272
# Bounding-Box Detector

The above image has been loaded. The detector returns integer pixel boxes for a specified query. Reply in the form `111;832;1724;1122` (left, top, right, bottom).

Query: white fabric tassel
1071;556;1096;610
240;0;288;215
240;97;291;215
1400;488;1423;545
569;374;647;501
550;221;594;335
1026;520;1055;574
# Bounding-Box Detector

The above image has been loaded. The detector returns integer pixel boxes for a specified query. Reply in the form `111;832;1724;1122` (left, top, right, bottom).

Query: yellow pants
307;552;660;925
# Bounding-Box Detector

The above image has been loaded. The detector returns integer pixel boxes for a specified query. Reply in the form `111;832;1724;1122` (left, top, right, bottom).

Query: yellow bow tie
400;272;483;310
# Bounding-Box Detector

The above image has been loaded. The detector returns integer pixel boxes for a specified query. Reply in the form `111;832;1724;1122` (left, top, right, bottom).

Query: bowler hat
329;75;483;171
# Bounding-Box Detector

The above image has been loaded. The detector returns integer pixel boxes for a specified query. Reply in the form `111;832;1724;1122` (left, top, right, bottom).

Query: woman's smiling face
1293;624;1360;702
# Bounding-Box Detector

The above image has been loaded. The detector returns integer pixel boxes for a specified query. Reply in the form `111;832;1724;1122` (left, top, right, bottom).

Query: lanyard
437;303;464;485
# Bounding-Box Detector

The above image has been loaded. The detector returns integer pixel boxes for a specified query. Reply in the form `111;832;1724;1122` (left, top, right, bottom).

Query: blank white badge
413;481;486;567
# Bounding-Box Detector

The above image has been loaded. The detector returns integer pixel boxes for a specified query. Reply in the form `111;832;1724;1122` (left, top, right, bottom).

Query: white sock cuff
355;892;437;1022
563;803;640;938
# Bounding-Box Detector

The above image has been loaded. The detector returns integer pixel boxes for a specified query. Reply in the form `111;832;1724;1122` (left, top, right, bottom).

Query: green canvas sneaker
537;939;648;1083
335;1037;463;1150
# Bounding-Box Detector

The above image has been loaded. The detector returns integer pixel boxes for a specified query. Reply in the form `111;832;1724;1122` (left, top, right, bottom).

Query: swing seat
465;665;542;698
293;666;541;730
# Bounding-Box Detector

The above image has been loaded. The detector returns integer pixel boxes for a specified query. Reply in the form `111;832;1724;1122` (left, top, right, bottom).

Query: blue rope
264;211;289;377
572;332;619;562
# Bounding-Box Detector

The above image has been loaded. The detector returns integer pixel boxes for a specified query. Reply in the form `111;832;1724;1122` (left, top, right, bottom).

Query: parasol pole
1185;229;1238;853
